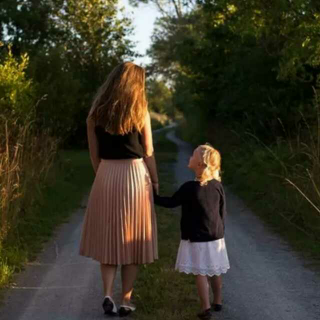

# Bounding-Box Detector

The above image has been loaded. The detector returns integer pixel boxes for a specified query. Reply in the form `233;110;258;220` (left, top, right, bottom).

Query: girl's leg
121;264;139;305
209;275;222;305
196;275;211;311
100;264;118;297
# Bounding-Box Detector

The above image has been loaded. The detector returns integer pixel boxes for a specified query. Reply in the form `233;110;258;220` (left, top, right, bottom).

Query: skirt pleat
79;158;158;265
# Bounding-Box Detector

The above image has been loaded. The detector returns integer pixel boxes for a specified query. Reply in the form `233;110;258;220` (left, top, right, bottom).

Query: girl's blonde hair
196;144;221;186
88;62;147;135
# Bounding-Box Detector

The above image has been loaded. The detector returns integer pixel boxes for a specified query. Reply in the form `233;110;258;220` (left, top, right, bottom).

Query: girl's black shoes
197;304;222;320
212;303;223;312
197;308;214;320
102;296;118;316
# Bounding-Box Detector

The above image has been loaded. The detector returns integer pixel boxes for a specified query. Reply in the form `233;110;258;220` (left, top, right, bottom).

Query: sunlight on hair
196;144;221;186
88;62;147;135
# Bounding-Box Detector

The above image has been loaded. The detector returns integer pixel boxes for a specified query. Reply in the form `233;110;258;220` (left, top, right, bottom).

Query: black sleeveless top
95;125;144;159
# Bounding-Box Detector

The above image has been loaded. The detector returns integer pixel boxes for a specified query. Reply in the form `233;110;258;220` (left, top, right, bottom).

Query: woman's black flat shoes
102;296;118;316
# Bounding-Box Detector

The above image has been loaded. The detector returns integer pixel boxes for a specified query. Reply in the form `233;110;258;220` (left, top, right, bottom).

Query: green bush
0;46;36;122
28;47;84;141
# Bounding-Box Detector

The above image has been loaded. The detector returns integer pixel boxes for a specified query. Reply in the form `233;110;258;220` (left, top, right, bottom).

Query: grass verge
133;130;201;320
0;149;93;288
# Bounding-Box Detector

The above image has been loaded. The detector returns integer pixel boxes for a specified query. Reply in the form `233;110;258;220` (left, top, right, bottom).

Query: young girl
153;144;230;320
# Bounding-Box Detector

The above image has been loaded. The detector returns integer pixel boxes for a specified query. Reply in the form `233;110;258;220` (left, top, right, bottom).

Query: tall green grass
0;139;93;287
229;92;320;240
0;120;58;286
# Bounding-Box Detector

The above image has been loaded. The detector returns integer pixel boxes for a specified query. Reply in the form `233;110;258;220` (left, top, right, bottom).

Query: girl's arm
86;115;100;174
141;111;159;193
153;183;188;208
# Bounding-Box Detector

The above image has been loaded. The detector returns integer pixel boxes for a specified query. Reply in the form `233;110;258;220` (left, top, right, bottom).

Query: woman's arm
141;111;159;193
86;115;100;174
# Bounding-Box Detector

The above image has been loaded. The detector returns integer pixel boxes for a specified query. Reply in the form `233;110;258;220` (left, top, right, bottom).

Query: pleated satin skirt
79;158;158;265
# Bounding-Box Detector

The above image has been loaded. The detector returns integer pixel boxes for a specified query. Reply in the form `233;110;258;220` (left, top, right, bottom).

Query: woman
79;62;159;317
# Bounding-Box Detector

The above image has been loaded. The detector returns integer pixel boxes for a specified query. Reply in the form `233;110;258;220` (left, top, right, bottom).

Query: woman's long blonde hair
89;62;147;135
196;144;221;186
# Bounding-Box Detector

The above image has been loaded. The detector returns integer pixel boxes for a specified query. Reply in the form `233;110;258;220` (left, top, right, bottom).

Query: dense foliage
148;0;320;139
147;79;174;116
142;0;320;237
0;0;136;143
0;45;36;123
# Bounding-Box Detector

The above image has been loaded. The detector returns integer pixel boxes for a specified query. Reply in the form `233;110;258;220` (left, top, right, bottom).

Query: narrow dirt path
0;195;120;320
166;130;320;320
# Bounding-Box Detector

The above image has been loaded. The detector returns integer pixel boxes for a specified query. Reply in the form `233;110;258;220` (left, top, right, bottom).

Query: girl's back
154;178;226;242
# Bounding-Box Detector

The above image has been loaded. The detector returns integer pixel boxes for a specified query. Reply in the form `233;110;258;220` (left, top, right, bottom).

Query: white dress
175;238;230;276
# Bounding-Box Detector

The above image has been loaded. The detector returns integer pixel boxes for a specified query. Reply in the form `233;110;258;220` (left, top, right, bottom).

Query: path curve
166;129;320;320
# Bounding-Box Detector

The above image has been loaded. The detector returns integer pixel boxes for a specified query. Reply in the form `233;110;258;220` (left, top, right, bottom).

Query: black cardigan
153;179;227;242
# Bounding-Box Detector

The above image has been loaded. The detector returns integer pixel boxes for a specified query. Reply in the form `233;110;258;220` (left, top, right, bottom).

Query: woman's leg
121;264;139;304
196;275;211;311
100;264;118;297
209;275;222;305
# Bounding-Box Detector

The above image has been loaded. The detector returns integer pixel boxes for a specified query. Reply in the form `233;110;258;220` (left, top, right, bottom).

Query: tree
146;0;320;139
57;0;136;89
0;0;61;53
0;0;137;143
147;79;174;116
130;0;195;19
